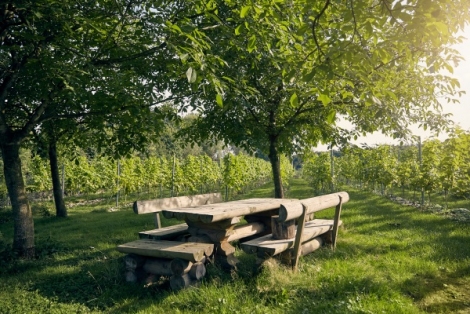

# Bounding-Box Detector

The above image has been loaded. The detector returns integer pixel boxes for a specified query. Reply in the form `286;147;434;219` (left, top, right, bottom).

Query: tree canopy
0;0;216;257
182;0;470;197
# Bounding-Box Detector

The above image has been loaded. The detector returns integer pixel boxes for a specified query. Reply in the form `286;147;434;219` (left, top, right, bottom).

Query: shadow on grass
2;181;469;313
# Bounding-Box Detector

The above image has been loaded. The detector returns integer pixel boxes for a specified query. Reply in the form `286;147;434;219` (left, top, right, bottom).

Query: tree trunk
48;140;67;217
1;142;35;258
268;137;284;198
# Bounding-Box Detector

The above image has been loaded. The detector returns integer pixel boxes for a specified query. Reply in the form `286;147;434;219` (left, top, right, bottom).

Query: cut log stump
170;258;193;276
170;274;199;291
271;215;295;240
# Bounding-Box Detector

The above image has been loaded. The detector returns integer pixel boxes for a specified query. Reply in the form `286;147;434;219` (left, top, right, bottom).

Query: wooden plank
116;239;213;262
300;219;341;243
241;234;292;256
162;198;299;223
133;193;222;215
138;223;189;240
278;192;349;222
292;204;308;271
240;219;341;257
332;196;343;250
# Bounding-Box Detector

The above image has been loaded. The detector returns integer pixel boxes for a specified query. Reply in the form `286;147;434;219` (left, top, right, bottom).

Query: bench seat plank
139;223;189;240
240;219;342;257
117;239;213;262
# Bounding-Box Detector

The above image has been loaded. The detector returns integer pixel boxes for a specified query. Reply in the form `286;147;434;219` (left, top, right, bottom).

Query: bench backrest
278;191;349;222
133;193;223;214
133;193;223;228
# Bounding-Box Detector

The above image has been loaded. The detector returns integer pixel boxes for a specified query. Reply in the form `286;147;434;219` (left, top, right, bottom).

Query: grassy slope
0;179;469;313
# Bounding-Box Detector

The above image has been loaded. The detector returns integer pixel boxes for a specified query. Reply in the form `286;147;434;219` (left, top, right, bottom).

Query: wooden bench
117;239;214;290
133;193;222;240
241;192;349;271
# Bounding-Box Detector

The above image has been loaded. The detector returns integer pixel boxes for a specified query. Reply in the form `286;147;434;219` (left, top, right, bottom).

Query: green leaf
216;94;223;107
235;25;242;35
318;93;331;106
240;6;251;18
434;22;449;35
290;93;299;107
170;24;182;33
180;53;189;63
326;110;336;124
302;70;315;82
247;35;256;52
186;67;197;83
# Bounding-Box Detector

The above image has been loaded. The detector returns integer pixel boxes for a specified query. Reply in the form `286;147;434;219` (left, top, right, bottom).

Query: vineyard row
302;128;470;204
0;153;294;201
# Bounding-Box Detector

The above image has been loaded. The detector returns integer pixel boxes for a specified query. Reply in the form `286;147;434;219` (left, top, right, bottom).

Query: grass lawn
0;178;469;313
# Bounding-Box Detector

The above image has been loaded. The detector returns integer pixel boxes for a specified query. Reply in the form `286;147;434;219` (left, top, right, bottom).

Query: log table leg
123;254;146;283
186;219;240;270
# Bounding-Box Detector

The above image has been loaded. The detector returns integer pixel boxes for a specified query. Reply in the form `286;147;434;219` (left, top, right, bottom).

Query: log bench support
184;218;269;270
117;239;214;290
186;218;240;270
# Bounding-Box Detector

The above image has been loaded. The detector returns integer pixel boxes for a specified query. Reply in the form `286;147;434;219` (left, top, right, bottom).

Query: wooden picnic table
162;198;299;269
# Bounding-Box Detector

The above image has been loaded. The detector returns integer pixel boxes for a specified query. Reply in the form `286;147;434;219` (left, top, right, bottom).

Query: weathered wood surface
133;193;223;214
170;274;197;290
138;223;189;240
162;198;298;223
143;258;174;276
188;262;206;280
271;215;295;240
331;197;343;250
117;239;214;262
279;237;324;263
297;236;323;256
170;258;193;276
226;222;266;242
124;254;146;270
123;254;147;283
278;192;349;222
240;219;341;256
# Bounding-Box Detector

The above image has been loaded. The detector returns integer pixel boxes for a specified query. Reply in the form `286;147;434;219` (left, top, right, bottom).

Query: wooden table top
162;198;299;224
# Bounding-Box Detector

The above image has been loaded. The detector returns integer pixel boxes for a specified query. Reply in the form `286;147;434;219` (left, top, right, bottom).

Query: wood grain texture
117;239;214;262
133;193;223;214
278;192;349;222
162;198;298;223
138;223;189;240
227;222;266;242
240;219;341;256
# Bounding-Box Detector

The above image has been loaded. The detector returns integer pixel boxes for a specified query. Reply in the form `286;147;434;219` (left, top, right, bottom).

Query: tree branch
41;94;188;122
311;0;331;58
91;41;168;65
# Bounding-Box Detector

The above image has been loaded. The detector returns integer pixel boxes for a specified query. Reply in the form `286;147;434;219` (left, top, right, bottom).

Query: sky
318;29;470;150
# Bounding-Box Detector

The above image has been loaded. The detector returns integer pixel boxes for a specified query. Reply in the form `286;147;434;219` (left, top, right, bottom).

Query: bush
31;203;53;217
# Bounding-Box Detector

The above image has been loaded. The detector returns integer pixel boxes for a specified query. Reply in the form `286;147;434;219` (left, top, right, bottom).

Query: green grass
0;179;469;313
